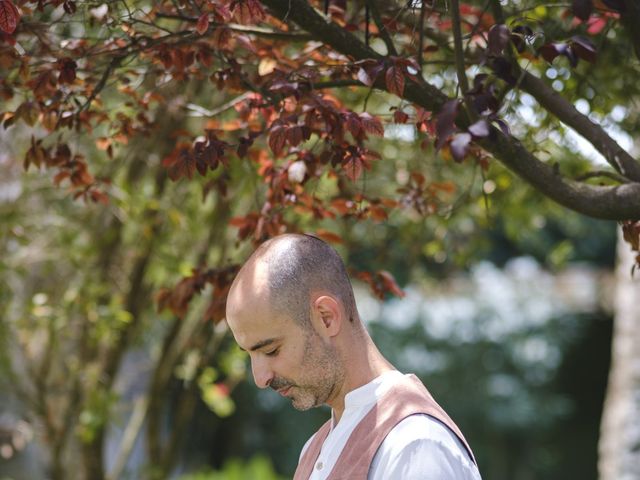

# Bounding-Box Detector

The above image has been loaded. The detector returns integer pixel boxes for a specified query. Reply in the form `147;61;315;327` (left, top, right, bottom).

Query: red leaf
164;147;196;181
57;58;77;84
213;27;232;49
287;125;303;147
378;270;405;298
233;0;265;24
343;157;363;182
587;16;607;35
53;170;70;186
0;0;19;34
360;113;384;136
90;190;109;205
622;220;640;251
196;13;210;35
393;110;409;124
211;3;232;22
370;205;388;221
385;66;405;96
269;126;287;156
315;229;343;244
63;1;76;14
346;114;362;139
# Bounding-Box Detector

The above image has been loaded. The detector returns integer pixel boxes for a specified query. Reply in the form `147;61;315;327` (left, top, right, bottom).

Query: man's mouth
277;386;292;396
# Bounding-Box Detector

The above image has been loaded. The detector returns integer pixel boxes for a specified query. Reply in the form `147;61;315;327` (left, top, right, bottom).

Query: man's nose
251;356;274;389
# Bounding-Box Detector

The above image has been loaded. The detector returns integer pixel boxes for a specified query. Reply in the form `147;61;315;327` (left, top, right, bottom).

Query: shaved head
228;234;357;328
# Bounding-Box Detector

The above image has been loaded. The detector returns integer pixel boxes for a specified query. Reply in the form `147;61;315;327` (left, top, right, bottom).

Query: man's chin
290;393;320;411
291;399;314;411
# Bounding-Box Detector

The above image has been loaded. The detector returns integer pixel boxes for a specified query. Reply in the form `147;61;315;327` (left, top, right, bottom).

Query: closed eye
265;348;280;357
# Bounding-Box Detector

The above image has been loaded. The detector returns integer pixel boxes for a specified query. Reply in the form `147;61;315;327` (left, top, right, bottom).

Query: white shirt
299;371;482;480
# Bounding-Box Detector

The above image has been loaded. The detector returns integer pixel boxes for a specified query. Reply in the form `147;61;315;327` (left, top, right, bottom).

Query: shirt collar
343;370;404;410
330;370;405;428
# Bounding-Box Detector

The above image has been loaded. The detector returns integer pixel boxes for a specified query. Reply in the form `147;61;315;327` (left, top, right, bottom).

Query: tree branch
311;79;365;89
489;0;505;24
365;0;398;56
186;92;253;117
450;0;470;96
155;13;312;40
78;56;122;113
518;69;640;182
260;0;640;220
418;1;426;66
481;131;640;219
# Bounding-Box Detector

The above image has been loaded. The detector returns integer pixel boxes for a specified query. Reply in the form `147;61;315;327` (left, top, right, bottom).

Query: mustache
270;377;294;391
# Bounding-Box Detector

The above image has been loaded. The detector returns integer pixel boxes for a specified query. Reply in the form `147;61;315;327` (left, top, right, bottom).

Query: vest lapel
293;419;332;480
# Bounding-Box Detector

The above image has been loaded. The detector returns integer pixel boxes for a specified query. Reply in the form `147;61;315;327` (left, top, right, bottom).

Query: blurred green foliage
178;456;284;480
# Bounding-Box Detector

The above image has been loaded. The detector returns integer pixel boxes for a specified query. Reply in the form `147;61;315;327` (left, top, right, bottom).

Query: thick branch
518;69;640;182
262;0;384;61
260;0;640;220
483;131;640;219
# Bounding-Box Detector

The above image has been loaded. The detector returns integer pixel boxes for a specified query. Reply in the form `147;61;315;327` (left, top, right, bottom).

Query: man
225;233;481;479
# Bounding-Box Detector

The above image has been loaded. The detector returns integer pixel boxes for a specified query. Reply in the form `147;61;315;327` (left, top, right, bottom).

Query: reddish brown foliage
0;0;19;34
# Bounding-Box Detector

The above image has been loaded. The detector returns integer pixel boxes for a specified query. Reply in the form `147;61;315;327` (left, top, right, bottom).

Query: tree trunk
598;228;640;480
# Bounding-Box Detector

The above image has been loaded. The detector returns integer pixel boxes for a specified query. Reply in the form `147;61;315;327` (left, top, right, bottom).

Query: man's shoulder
382;414;471;459
370;414;481;479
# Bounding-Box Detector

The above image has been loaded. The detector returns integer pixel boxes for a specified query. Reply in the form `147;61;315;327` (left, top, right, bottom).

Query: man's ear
312;295;342;337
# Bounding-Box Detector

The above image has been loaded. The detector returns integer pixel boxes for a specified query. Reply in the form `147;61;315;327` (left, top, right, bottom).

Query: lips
277;386;292;396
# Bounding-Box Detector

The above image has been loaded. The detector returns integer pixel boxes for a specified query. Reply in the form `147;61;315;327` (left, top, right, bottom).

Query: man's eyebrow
239;337;283;352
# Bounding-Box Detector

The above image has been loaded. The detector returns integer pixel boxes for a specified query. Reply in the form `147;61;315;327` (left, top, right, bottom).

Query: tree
599;229;640;480
1;0;640;478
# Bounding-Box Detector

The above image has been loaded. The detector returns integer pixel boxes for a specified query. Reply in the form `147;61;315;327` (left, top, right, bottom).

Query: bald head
227;234;357;329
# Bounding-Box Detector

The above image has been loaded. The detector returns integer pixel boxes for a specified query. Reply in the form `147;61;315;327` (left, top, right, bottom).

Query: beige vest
293;374;476;480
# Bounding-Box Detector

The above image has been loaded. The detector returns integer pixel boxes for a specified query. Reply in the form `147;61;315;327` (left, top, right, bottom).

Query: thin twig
489;0;505;24
156;13;312;40
365;0;398;56
365;3;371;47
312;79;364;89
450;0;476;123
78;56;123;113
450;0;469;95
418;1;426;67
185;93;252;117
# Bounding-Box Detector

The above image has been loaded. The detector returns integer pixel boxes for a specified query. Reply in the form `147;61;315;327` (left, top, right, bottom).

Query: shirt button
316;461;323;470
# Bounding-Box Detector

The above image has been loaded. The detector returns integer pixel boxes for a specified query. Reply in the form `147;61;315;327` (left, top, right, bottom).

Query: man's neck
328;336;395;423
